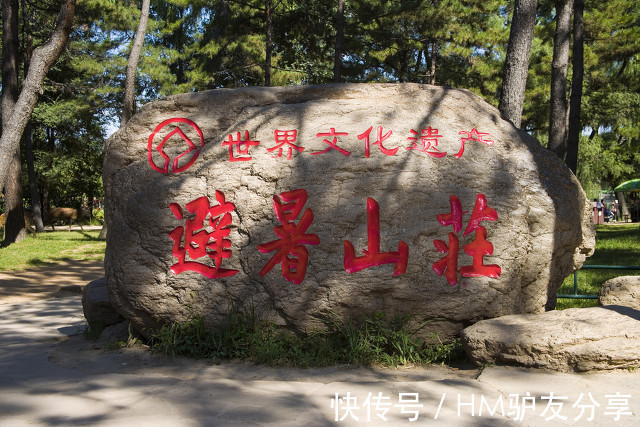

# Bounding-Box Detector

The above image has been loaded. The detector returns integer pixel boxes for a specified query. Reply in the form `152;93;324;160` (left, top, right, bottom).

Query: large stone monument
103;83;595;338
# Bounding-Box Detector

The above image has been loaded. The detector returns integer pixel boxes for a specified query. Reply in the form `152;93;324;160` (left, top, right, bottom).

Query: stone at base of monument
599;276;640;310
82;277;125;329
94;320;144;344
103;83;595;340
460;306;640;372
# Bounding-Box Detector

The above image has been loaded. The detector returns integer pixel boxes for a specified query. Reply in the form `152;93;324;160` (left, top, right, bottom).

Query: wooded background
1;0;638;243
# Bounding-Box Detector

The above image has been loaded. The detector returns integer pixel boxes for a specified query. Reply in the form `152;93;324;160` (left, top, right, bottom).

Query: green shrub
92;208;105;224
150;307;464;368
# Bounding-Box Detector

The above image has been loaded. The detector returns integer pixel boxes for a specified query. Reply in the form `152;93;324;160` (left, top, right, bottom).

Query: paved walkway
0;264;638;425
0;259;104;304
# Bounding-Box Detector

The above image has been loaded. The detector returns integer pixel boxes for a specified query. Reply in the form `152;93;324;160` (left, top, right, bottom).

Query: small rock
96;320;144;344
97;321;131;343
461;306;640;372
82;277;124;329
599;276;640;310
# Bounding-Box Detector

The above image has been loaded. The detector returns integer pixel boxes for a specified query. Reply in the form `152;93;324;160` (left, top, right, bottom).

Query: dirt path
0;259;104;304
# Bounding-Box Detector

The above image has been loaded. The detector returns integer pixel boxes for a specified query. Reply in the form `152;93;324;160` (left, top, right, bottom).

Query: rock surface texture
599;276;640;310
461;306;640;371
103;83;595;337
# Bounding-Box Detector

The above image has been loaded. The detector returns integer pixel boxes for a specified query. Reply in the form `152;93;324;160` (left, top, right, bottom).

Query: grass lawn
0;230;105;271
556;223;640;310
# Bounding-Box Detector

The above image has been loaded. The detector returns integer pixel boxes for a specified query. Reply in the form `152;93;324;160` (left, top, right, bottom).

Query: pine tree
0;0;75;238
499;0;538;127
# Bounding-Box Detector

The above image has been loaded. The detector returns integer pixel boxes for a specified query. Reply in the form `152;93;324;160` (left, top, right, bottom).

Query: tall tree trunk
616;191;629;220
264;0;272;87
565;0;583;174
429;41;437;85
547;0;574;160
2;0;18;127
2;0;26;244
102;0;149;241
3;150;26;243
122;0;150;126
399;50;409;83
498;0;538;128
24;122;43;231
333;0;345;83
22;0;43;232
0;0;75;194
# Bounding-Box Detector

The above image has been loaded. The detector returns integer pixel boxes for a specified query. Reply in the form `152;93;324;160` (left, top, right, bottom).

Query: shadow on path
0;259;104;304
0;296;638;425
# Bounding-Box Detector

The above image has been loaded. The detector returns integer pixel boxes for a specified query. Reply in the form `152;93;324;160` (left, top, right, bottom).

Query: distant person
612;200;619;221
596;199;603;224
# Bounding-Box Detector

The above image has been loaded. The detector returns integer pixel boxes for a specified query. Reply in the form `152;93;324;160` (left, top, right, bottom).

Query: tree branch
0;0;75;193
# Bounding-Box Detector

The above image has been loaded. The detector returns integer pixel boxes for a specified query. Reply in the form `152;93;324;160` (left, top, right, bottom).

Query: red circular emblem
147;118;204;174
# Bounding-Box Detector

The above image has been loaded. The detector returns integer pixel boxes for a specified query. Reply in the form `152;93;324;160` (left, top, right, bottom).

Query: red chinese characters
406;127;446;158
357;126;398;157
432;196;465;286
460;194;501;279
312;128;351;156
432;194;501;286
344;197;408;276
217;126;494;162
168;192;239;278
222;130;260;162
454;129;494;159
165;190;501;286
267;130;304;160
258;189;320;284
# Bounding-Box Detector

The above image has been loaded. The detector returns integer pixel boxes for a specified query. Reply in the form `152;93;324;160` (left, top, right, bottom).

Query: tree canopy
1;0;639;216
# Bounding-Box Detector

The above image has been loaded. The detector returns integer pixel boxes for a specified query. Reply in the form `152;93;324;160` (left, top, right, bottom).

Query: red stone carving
460;194;501;278
222;130;260;162
460;227;501;278
406;127;447;158
267;129;304;160
436;195;467;234
344;197;408;276
432;232;460;286
433;194;500;285
258;189;320;284
168;192;238;278
454;128;494;159
311;127;351;156
148;118;204;174
357;126;398;157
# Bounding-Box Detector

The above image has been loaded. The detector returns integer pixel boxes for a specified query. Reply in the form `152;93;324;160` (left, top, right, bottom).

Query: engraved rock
103;83;595;338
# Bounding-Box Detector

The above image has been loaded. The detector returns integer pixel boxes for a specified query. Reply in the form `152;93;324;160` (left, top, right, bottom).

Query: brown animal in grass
46;207;87;231
0;211;37;239
2;207;87;238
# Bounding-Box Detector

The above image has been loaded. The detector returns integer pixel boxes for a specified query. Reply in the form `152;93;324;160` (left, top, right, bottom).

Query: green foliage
18;0;119;209
577;132;637;198
151;308;464;368
573;0;640;192
92;208;105;223
556;224;640;309
6;0;639;230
